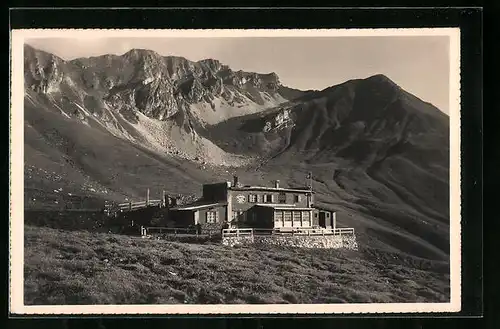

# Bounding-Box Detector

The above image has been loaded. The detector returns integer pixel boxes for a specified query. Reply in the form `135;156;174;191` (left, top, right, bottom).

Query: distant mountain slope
207;74;450;260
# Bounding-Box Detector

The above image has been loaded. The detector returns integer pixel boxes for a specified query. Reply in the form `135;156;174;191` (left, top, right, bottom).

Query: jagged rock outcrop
263;106;294;132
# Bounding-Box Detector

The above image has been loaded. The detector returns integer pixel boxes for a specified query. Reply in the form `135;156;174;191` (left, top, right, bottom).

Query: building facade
167;176;336;230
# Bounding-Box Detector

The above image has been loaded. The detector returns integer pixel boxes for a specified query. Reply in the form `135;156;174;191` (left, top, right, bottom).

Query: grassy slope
24;225;450;305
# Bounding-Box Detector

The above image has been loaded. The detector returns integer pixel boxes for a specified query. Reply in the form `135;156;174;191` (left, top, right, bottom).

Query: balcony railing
222;227;355;238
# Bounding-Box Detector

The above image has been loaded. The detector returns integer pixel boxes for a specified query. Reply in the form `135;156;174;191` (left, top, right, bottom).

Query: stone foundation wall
222;234;358;250
222;235;254;247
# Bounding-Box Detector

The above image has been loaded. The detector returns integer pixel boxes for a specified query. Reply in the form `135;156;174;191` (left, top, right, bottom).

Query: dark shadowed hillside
206;74;449;260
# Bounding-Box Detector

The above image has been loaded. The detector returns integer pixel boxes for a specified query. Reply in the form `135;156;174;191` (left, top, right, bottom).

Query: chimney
274;180;280;188
233;176;239;188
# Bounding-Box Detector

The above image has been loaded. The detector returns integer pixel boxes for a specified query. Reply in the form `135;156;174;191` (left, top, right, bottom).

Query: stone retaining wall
222;235;254;247
222;234;358;250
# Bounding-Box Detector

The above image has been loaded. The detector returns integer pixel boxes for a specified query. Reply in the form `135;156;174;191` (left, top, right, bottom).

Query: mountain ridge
23;43;307;166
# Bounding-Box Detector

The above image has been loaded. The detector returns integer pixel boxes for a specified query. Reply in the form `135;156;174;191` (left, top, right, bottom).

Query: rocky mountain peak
123;48;163;60
24;44;66;94
196;58;224;72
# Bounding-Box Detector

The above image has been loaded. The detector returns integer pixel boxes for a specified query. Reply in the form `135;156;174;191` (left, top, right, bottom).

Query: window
302;211;311;227
278;193;286;203
293;211;301;221
284;211;292;221
294;195;301;203
264;194;273;203
256;194;262;203
248;194;257;203
206;211;218;223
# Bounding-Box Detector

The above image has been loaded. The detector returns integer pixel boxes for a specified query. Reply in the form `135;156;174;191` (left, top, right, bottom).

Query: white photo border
9;28;461;315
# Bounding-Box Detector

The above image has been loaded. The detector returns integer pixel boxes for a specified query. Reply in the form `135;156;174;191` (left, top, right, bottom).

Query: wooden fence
140;226;220;237
117;199;163;212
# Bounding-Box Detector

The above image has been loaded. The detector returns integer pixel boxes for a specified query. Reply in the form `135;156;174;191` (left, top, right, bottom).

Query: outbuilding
168;201;227;229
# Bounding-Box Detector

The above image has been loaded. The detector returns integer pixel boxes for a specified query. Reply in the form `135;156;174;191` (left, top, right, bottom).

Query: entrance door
231;211;245;228
319;212;326;228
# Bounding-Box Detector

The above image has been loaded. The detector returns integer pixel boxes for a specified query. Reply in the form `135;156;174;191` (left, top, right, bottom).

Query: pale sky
26;36;450;114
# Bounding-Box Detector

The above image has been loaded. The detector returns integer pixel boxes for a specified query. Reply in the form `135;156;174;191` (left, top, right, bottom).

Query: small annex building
168;200;227;228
